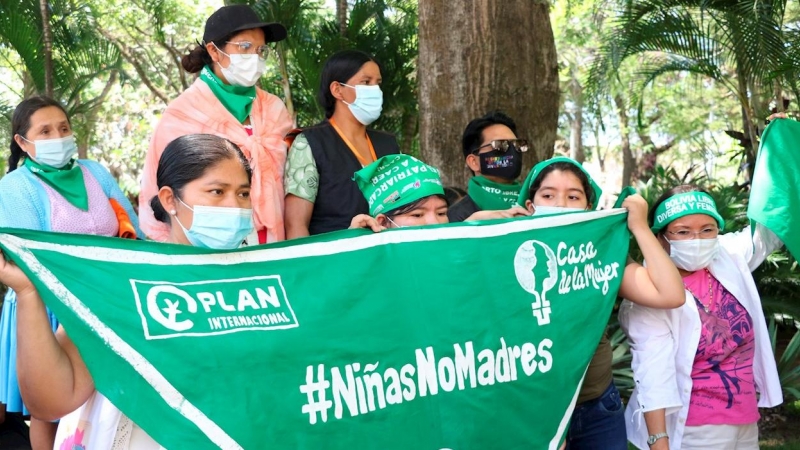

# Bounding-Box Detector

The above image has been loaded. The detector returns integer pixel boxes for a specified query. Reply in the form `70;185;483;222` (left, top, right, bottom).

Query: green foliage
770;318;800;401
609;314;634;397
0;0;124;157
588;0;800;186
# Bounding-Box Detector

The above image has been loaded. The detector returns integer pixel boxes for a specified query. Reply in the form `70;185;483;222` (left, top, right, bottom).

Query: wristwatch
647;432;668;446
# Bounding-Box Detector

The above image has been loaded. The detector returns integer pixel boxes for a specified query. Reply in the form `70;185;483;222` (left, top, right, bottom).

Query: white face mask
533;205;585;216
21;134;77;168
340;83;383;125
667;237;719;272
214;44;266;87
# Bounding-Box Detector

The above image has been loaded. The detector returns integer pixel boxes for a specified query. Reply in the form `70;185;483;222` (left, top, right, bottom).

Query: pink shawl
139;80;293;242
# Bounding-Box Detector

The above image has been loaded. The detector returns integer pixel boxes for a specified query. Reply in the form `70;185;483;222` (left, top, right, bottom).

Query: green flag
0;209;629;449
749;119;800;258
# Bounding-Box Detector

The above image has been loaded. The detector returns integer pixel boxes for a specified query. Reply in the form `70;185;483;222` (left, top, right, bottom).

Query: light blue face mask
21;134;77;168
175;198;254;250
340;83;383;125
533;205;586;216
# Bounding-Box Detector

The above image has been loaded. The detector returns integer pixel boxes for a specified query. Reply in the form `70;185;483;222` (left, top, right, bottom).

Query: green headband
354;154;445;217
516;156;603;209
651;191;725;233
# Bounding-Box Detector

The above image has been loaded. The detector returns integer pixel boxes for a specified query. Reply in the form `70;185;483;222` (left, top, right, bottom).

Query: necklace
690;269;714;313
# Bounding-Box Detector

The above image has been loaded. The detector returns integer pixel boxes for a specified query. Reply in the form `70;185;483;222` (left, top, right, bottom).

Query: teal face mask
175;198;254;249
340;83;383;125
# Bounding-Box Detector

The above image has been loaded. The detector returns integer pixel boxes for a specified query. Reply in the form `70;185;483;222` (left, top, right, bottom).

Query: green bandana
651;191;725;233
613;186;637;208
354;155;444;216
199;66;256;124
516;156;602;209
24;157;88;211
467;176;522;211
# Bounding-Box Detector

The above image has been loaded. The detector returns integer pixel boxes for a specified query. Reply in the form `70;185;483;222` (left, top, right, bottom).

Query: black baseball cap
202;5;287;44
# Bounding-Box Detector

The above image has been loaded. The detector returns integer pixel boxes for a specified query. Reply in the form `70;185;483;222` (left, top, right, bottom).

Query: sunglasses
472;139;530;154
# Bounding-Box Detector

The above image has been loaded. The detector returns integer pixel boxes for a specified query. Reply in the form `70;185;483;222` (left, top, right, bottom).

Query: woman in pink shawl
139;4;293;244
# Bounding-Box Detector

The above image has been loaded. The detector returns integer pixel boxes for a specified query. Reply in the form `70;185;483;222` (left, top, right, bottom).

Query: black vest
303;121;400;235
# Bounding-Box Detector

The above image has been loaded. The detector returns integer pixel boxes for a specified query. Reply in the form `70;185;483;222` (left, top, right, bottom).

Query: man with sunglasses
448;111;529;222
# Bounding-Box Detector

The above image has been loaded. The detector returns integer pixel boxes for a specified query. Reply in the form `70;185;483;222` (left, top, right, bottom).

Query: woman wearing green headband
517;156;685;450
351;155;528;230
620;185;782;450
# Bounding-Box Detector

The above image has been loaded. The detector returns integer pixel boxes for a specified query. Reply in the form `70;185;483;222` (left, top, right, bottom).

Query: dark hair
385;194;448;219
648;184;707;230
525;162;596;209
181;34;237;74
443;186;466;205
9;96;69;172
461;110;518;160
150;134;252;223
318;50;380;119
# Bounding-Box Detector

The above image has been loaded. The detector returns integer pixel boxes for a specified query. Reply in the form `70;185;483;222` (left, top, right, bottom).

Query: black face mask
478;146;523;180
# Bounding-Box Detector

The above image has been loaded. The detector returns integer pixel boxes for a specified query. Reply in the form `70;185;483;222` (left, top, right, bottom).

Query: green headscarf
516;156;602;209
199;66;256;124
354;155;445;217
651;191;725;233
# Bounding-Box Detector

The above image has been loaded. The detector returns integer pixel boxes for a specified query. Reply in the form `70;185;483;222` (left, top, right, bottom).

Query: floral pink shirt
683;270;760;426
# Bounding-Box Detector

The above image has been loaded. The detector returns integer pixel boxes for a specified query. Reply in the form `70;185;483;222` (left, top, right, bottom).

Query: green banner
0;209;629;449
749;118;800;259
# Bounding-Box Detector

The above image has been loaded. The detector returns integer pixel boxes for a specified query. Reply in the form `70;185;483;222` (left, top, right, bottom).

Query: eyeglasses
226;41;270;59
472;139;529;154
665;227;720;240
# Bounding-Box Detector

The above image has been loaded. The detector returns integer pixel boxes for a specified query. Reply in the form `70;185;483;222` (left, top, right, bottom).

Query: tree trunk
276;42;295;123
400;113;418;155
735;70;758;182
337;0;348;36
40;0;54;97
614;94;634;189
418;0;559;187
569;74;585;164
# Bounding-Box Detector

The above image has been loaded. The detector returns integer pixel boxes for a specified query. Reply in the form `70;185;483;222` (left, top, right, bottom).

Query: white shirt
619;224;783;450
54;392;161;450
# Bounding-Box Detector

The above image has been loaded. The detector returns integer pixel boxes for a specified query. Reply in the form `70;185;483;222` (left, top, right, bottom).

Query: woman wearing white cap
139;4;293;245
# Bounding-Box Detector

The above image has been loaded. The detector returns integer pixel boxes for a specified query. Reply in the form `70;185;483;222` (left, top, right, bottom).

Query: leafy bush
770;318;800;402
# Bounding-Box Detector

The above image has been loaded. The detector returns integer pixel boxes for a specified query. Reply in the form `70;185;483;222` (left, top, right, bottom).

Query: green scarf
24;157;88;211
468;176;522;211
199;66;256;124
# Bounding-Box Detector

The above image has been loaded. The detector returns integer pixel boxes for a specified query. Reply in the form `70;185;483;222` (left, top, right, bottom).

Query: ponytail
8;140;23;172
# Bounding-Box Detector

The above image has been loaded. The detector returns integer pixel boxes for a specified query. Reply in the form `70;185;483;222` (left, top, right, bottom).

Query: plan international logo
131;275;298;339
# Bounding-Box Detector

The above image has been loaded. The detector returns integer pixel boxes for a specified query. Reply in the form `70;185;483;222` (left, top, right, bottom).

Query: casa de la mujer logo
513;240;558;325
131;275;298;339
513;239;622;326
